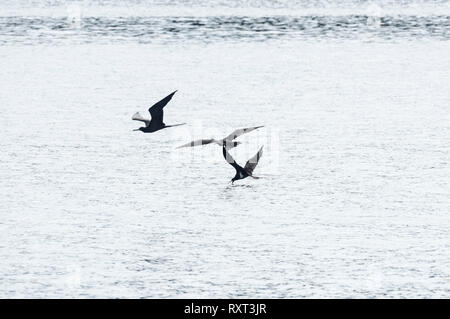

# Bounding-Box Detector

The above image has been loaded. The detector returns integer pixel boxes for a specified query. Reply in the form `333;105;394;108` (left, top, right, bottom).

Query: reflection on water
0;15;449;44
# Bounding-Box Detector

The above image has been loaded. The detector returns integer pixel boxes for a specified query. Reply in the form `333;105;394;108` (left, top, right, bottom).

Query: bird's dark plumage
223;145;263;183
177;139;215;148
177;126;264;149
243;147;264;175
225;126;264;141
148;90;176;127
132;90;185;133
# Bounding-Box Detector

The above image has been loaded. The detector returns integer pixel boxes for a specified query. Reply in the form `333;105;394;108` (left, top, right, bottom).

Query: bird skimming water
223;145;263;183
132;90;185;133
177;126;264;149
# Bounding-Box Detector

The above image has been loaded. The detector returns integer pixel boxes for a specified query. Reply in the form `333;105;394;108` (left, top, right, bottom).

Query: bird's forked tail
166;123;186;128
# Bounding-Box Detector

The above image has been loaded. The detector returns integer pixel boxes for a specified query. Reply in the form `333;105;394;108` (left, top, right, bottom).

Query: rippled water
1;1;449;298
0;15;449;44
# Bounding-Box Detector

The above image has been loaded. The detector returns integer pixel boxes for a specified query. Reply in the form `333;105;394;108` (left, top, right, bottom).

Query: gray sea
1;0;449;298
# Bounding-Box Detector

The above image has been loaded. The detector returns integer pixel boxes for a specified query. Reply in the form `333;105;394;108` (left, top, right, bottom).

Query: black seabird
177;126;264;149
132;90;185;133
223;145;263;183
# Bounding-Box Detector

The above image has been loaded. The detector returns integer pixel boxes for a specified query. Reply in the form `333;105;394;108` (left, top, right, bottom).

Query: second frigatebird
177;126;264;149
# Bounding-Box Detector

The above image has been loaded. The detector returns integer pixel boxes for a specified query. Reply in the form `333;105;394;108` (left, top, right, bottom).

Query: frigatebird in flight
132;90;185;133
177;126;264;149
222;145;263;183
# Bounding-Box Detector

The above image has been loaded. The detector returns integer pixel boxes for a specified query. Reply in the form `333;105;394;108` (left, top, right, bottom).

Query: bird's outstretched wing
225;125;264;141
148;90;177;126
177;139;215;149
222;146;244;173
131;112;150;127
244;146;263;175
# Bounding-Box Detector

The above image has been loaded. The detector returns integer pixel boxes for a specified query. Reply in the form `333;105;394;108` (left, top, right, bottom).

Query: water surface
0;0;449;298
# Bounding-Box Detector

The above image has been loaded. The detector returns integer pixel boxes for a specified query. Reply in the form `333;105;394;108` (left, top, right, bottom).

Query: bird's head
224;140;242;149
